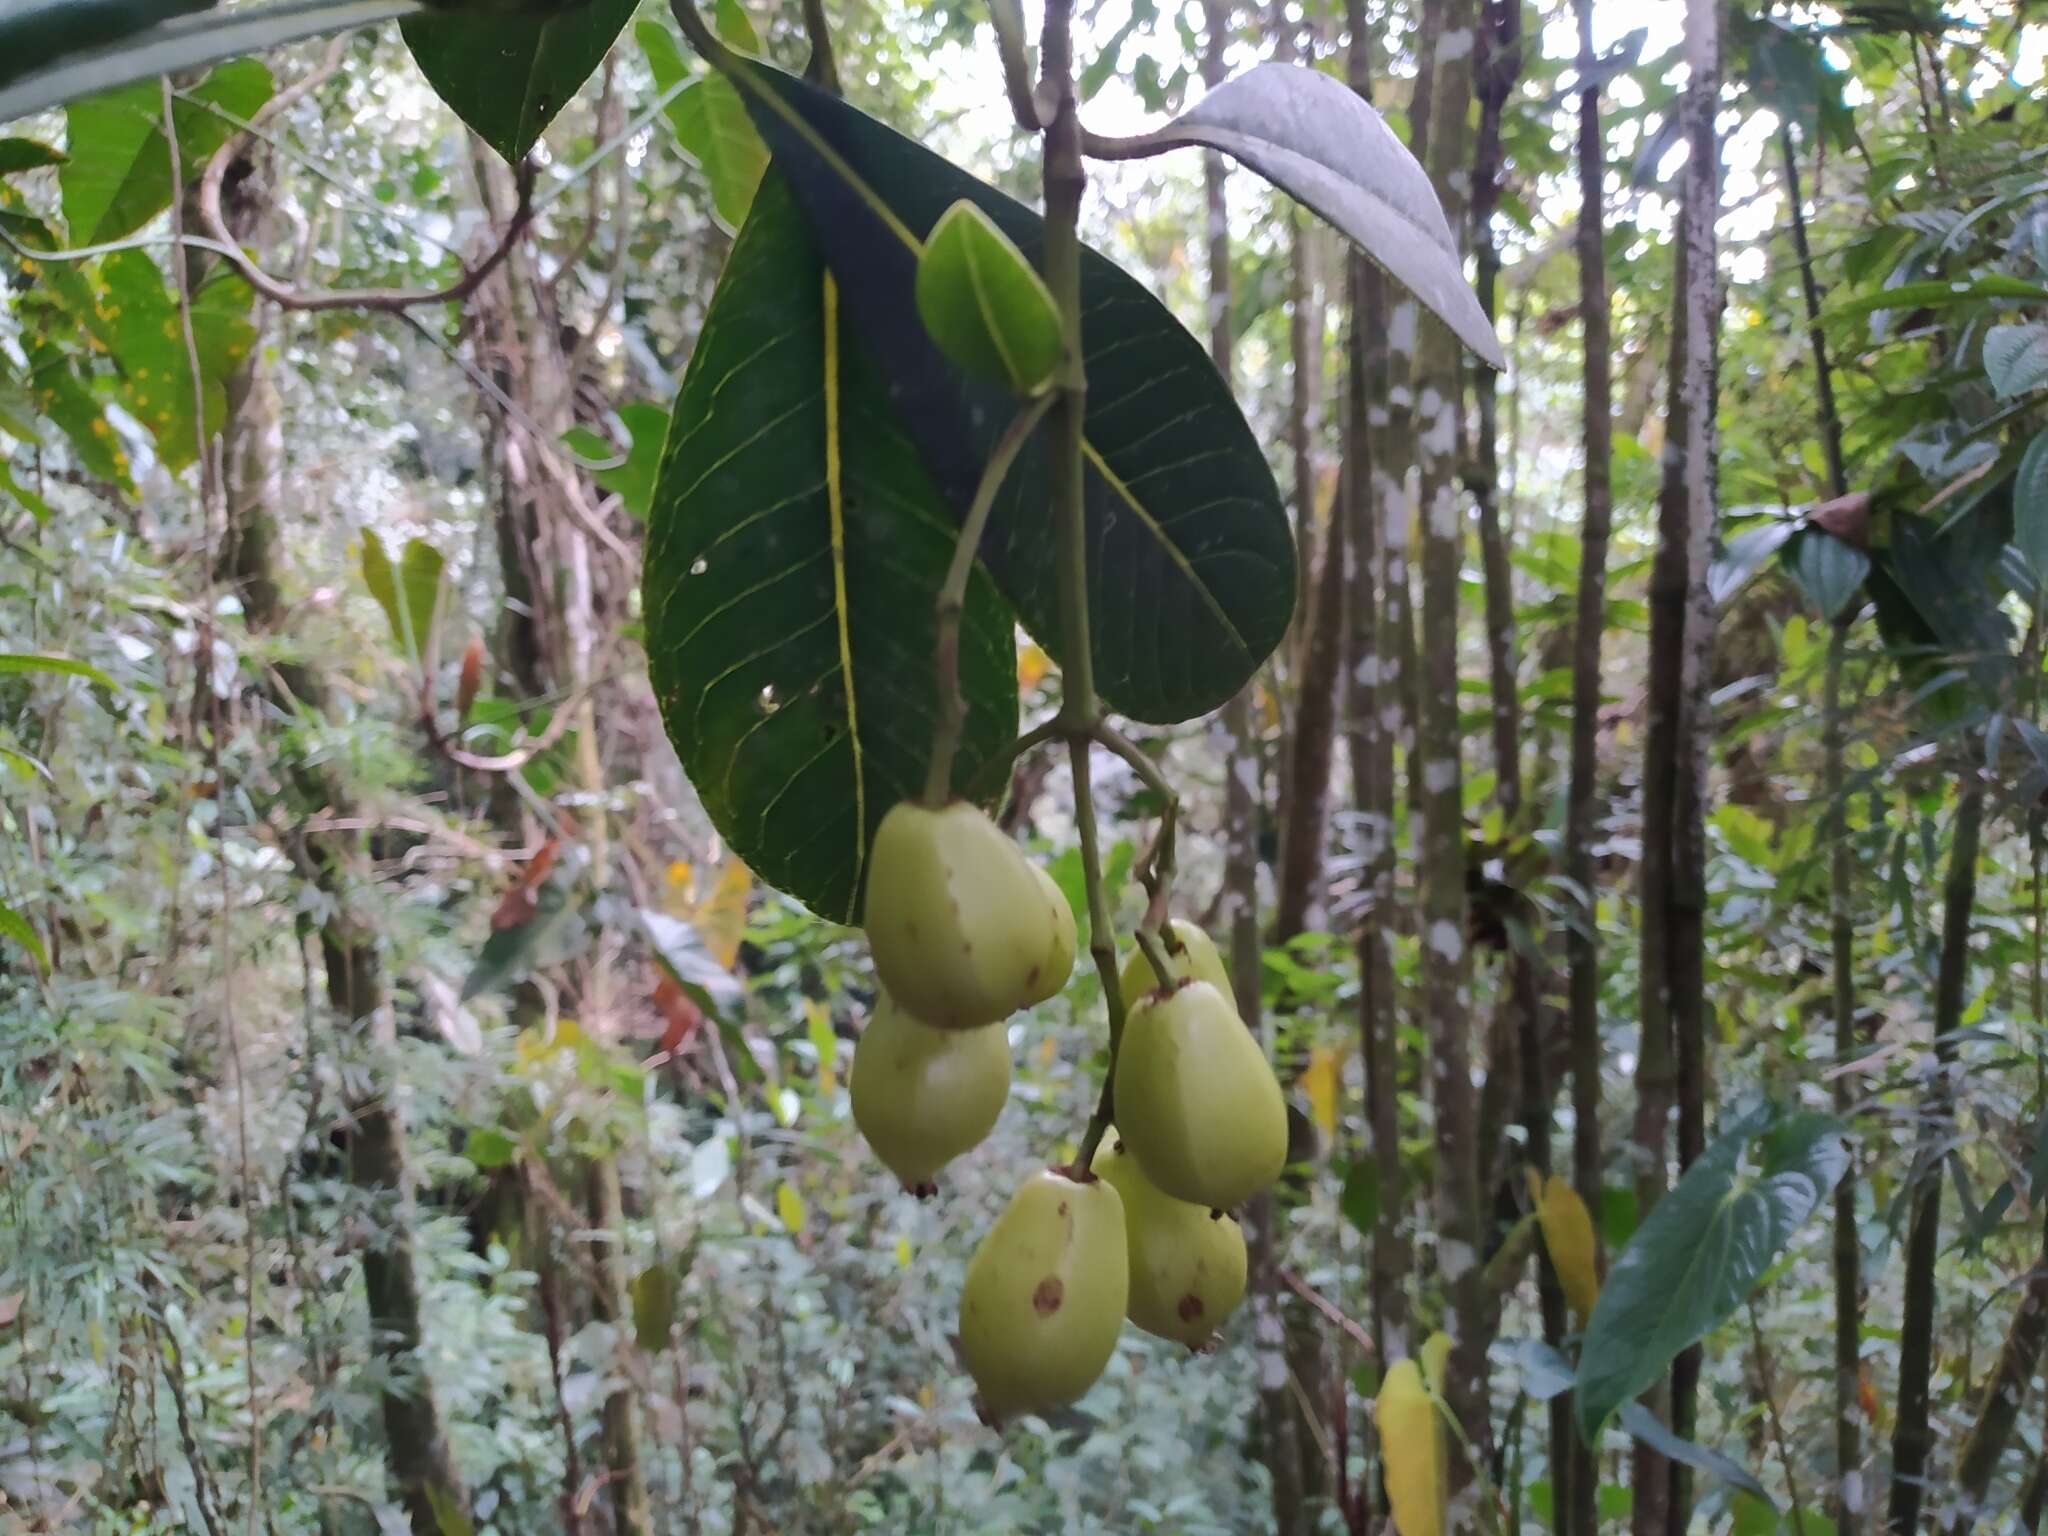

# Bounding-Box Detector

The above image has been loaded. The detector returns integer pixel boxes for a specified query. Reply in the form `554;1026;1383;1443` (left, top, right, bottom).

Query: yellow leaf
1419;1331;1451;1397
1017;642;1051;692
917;1381;935;1410
895;1235;913;1268
1535;1174;1601;1321
775;1181;806;1235
665;859;695;906
516;1018;583;1067
1377;1358;1443;1536
696;859;752;969
1037;1035;1057;1069
1303;1045;1340;1140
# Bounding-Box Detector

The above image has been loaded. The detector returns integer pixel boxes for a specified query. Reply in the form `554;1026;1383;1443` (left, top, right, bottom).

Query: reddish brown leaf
0;1292;22;1327
1808;490;1872;549
653;975;703;1055
456;635;485;722
491;839;561;930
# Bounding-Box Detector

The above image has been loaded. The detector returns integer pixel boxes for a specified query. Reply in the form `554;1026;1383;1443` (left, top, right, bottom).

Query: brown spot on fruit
1177;1294;1204;1322
1032;1277;1064;1315
1058;1202;1069;1216
1026;964;1040;985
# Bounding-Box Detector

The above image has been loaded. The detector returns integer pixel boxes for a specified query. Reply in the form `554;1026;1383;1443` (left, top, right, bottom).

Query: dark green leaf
640;20;766;232
0;0;213;92
1616;1402;1773;1504
461;880;575;1001
0;903;47;970
403;0;637;164
1337;1158;1378;1237
1985;321;2048;399
61;59;273;244
1829;274;2048;322
0;138;65;174
359;532;444;663
728;60;1295;724
0;463;53;525
465;1127;519;1169
1786;528;1870;622
643;173;1020;922
915;200;1062;395
1575;1109;1846;1436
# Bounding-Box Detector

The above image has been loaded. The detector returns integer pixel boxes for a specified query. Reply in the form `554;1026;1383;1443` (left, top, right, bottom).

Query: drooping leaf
1531;1172;1601;1322
0;138;64;174
1093;62;1504;369
97;251;257;469
0;652;118;690
640;20;767;232
462;878;576;1001
915;200;1062;395
643;173;1020;923
1829;273;2048;322
2017;429;2048;582
359;532;445;664
1615;1401;1773;1504
0;0;409;125
403;0;637;164
1574;1108;1847;1436
726;59;1296;725
1376;1357;1444;1536
1785;527;1870;623
1338;1157;1378;1236
1709;517;1796;606
60;58;273;244
638;910;742;1022
1985;321;2048;399
0;903;47;970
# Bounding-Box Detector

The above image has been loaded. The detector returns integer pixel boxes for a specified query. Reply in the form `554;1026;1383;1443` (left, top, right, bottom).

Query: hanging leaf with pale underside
1096;62;1505;370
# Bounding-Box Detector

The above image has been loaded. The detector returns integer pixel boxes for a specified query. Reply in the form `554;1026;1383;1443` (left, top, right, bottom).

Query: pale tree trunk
1664;4;1722;1522
1340;0;1408;1387
199;155;469;1536
1562;0;1613;1528
1199;4;1305;1529
1412;1;1488;1523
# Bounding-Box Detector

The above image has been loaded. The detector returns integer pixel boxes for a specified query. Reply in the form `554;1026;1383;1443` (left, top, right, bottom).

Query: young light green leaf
639;20;765;232
1574;1108;1846;1436
0;903;47;971
1984;321;2048;399
1099;62;1505;369
61;58;273;245
359;531;445;664
915;200;1062;395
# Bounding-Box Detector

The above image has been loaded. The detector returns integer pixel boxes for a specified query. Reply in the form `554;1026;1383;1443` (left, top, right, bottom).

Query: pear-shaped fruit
959;1167;1128;1420
1377;1356;1444;1536
1117;918;1234;1010
864;801;1063;1028
1092;1131;1246;1347
850;993;1009;1194
1113;980;1286;1210
1019;863;1077;1008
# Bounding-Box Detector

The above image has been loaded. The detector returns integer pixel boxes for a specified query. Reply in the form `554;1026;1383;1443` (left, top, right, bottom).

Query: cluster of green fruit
848;799;1290;1421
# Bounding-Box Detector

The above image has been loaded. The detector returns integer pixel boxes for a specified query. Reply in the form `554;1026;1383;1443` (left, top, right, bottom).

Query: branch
1276;1265;1376;1357
417;674;580;773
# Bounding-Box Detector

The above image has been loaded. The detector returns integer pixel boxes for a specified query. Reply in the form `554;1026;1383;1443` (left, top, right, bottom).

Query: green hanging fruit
959;1166;1128;1420
1117;918;1235;1010
1092;1130;1246;1348
864;801;1064;1028
1113;980;1286;1210
850;993;1010;1194
1020;863;1077;1007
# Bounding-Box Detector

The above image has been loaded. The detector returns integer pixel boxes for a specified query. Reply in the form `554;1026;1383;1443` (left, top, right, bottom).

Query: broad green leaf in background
728;61;1295;725
0;903;47;970
0;652;118;690
562;400;667;520
643;173;1019;923
461;878;577;1001
22;340;130;488
915;201;1062;395
1985;321;2048;400
1785;527;1870;623
0;463;53;524
403;0;638;164
359;531;445;663
61;59;273;244
631;1265;678;1350
1829;273;2048;323
1574;1108;1846;1436
98;251;256;469
1096;62;1505;369
2017;429;2048;581
639;20;766;232
1874;507;2016;713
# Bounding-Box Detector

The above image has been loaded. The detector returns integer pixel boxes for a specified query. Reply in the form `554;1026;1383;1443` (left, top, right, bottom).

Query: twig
1748;1298;1811;1535
1276;1265;1376;1357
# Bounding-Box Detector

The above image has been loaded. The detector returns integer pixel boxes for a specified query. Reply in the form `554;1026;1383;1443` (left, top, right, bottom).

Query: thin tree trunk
1781;118;1866;1532
1888;777;1984;1535
588;1161;653;1534
1563;0;1613;1528
1199;5;1304;1527
1664;4;1722;1525
1341;0;1407;1385
1413;2;1488;1522
1945;1199;2048;1535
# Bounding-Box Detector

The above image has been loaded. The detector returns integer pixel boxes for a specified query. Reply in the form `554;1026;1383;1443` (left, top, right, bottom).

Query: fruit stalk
924;391;1057;804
